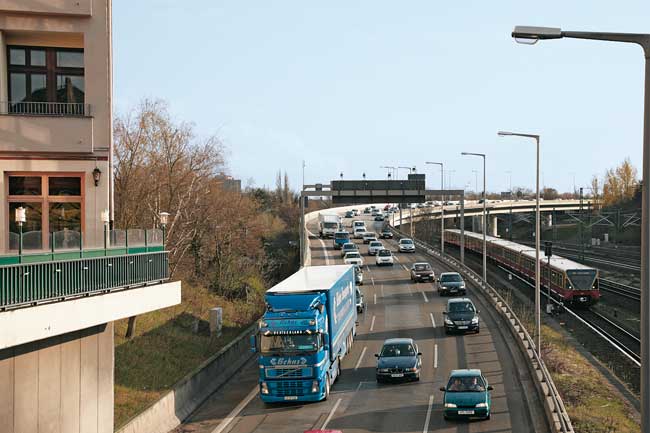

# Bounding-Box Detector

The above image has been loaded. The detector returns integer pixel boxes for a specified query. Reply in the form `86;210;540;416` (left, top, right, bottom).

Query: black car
380;228;393;239
374;215;384;221
444;298;480;334
375;338;422;382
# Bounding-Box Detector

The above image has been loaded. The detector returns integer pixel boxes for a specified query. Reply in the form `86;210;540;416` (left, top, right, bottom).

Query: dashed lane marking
210;386;258;433
374;293;377;305
434;344;438;368
423;395;434;433
355;346;367;371
421;291;429;303
321;398;342;430
370;315;376;332
429;312;436;328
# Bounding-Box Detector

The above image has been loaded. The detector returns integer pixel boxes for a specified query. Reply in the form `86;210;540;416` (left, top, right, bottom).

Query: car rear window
378;250;391;256
370;242;382;247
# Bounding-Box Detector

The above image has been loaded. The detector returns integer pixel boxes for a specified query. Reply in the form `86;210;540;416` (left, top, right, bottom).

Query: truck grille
273;380;307;396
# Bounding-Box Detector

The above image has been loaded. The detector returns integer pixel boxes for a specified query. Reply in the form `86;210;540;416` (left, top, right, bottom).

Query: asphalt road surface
174;212;549;433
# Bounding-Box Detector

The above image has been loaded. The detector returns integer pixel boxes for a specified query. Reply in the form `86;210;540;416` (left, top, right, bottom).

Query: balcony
0;0;92;16
0;102;93;153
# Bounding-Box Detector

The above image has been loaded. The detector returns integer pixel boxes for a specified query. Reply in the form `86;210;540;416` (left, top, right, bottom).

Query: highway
174;212;548;433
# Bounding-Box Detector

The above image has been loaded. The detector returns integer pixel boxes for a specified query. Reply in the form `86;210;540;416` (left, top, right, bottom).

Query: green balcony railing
0;251;169;310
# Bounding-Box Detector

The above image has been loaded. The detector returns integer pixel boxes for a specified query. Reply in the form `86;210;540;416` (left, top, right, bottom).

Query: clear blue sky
113;1;648;193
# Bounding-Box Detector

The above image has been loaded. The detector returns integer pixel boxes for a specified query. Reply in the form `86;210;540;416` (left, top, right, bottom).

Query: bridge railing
0;251;169;310
390;224;574;433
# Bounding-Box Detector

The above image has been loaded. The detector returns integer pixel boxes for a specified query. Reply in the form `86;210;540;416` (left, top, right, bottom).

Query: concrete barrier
116;323;257;433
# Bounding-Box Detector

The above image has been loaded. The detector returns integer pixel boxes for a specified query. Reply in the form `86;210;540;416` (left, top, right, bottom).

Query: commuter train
444;229;600;306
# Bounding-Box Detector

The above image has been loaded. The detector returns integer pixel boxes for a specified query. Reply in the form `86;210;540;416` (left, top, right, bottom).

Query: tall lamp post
15;206;26;263
160;212;170;247
511;30;650;423
426;161;445;255
461;152;486;283
498;131;541;357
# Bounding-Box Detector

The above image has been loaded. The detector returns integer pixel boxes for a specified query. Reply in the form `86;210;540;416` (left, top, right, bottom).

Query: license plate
458;326;468;330
284;396;298;401
391;373;404;378
458;410;474;415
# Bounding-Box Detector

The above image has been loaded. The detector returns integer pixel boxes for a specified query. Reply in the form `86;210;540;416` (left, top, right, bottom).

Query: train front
566;269;600;305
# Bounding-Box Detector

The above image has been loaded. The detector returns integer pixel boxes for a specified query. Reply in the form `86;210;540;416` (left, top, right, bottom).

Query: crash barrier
116;323;258;433
391;221;574;433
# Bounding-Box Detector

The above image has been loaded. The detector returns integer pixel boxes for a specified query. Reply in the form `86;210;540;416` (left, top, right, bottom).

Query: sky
113;1;649;193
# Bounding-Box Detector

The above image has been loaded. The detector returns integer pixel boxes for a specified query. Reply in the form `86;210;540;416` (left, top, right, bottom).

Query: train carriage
444;229;600;306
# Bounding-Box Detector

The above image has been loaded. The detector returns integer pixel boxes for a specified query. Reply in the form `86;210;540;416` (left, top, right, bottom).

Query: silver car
368;241;384;256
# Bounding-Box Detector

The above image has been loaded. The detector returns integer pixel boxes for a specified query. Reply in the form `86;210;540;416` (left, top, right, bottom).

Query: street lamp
426;161;445;255
101;209;110;252
398;166;413;179
498;130;541;357
381;165;396;179
461;152;486;284
15;206;26;262
160;211;170;247
510;28;650;427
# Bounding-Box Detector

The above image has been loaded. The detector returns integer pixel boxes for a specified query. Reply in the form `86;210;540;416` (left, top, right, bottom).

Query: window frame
7;45;84;105
6;172;85;251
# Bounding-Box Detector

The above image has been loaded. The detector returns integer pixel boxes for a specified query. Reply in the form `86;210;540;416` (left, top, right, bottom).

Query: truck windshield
566;270;597;291
323;222;338;228
260;334;320;354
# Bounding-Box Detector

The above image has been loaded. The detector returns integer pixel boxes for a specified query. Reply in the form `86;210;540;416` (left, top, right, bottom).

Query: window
7;46;85;115
7;173;84;251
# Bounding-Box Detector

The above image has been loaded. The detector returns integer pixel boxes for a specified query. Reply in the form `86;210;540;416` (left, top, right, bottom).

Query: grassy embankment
113;282;263;429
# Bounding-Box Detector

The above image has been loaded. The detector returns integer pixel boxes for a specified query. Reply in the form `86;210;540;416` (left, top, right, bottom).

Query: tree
602;158;639;207
542;187;558;200
590;175;601;208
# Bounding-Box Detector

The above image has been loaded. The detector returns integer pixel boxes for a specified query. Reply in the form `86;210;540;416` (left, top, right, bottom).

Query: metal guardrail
391;224;574;433
0;101;91;117
0;251;169;310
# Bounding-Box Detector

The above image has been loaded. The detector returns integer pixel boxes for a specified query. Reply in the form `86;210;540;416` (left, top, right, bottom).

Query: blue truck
251;265;357;402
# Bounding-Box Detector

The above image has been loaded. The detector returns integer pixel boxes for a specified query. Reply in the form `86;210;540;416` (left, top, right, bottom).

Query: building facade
0;2;181;432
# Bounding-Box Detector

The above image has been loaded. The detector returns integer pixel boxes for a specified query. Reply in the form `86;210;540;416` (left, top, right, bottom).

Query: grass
541;325;639;433
113;282;264;429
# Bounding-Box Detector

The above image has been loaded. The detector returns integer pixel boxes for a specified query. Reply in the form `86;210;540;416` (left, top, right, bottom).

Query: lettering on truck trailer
333;282;354;325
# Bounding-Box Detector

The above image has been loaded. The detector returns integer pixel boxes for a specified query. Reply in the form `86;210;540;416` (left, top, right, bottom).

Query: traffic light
544;241;552;257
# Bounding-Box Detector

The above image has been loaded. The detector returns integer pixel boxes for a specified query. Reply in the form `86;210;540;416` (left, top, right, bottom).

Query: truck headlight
261;382;269;394
444;403;457;408
311;380;319;393
471;317;479;324
475;402;487;408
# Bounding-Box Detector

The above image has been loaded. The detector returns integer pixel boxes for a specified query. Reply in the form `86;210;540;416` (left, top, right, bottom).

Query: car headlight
405;366;418;372
460;283;465;289
378;368;390;373
261;382;269;394
311;380;319;393
471;317;479;324
475;402;487;408
444;403;457;408
445;318;454;325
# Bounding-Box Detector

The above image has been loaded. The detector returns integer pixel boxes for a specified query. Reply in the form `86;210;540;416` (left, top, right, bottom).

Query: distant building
217;173;241;193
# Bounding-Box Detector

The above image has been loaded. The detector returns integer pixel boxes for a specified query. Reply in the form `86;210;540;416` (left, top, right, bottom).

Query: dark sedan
375;338;422;382
444;298;480;334
410;262;435;282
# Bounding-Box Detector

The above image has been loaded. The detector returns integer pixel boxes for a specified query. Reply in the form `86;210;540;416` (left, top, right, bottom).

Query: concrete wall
0;322;114;433
0;0;92;16
116;324;258;433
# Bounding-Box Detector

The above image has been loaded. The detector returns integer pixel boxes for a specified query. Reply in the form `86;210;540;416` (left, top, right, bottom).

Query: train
444;229;600;306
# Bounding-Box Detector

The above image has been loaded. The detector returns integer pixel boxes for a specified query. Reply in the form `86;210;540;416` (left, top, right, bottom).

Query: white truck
319;213;341;238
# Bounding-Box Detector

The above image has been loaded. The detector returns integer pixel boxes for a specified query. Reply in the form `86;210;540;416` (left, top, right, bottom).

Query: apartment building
0;2;181;432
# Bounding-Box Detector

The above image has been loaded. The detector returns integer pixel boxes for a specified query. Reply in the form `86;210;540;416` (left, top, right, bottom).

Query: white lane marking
321;397;342;430
423;394;434;433
381;284;385;297
429;312;436;328
394;255;400;262
354;346;367;371
434;345;438;369
210;386;258;433
401;264;408;272
374;293;377;305
421;291;429;303
366;265;371;272
370;315;376;332
318;238;330;265
371;277;375;286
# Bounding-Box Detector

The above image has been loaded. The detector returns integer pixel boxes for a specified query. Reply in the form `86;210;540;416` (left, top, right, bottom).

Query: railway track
519;241;641;272
600;279;640;301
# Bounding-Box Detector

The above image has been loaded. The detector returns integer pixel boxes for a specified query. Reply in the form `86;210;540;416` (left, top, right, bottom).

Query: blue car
375;338;422;382
440;369;493;420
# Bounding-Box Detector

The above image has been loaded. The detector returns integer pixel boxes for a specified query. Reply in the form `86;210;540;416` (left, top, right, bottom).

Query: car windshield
414;264;431;271
449;302;475;313
260;334;320;354
378;250;391;256
370;242;382;247
400;239;413;245
440;273;462;283
382;229;391;233
335;232;349;239
343;244;356;249
380;343;416;357
446;376;486;392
